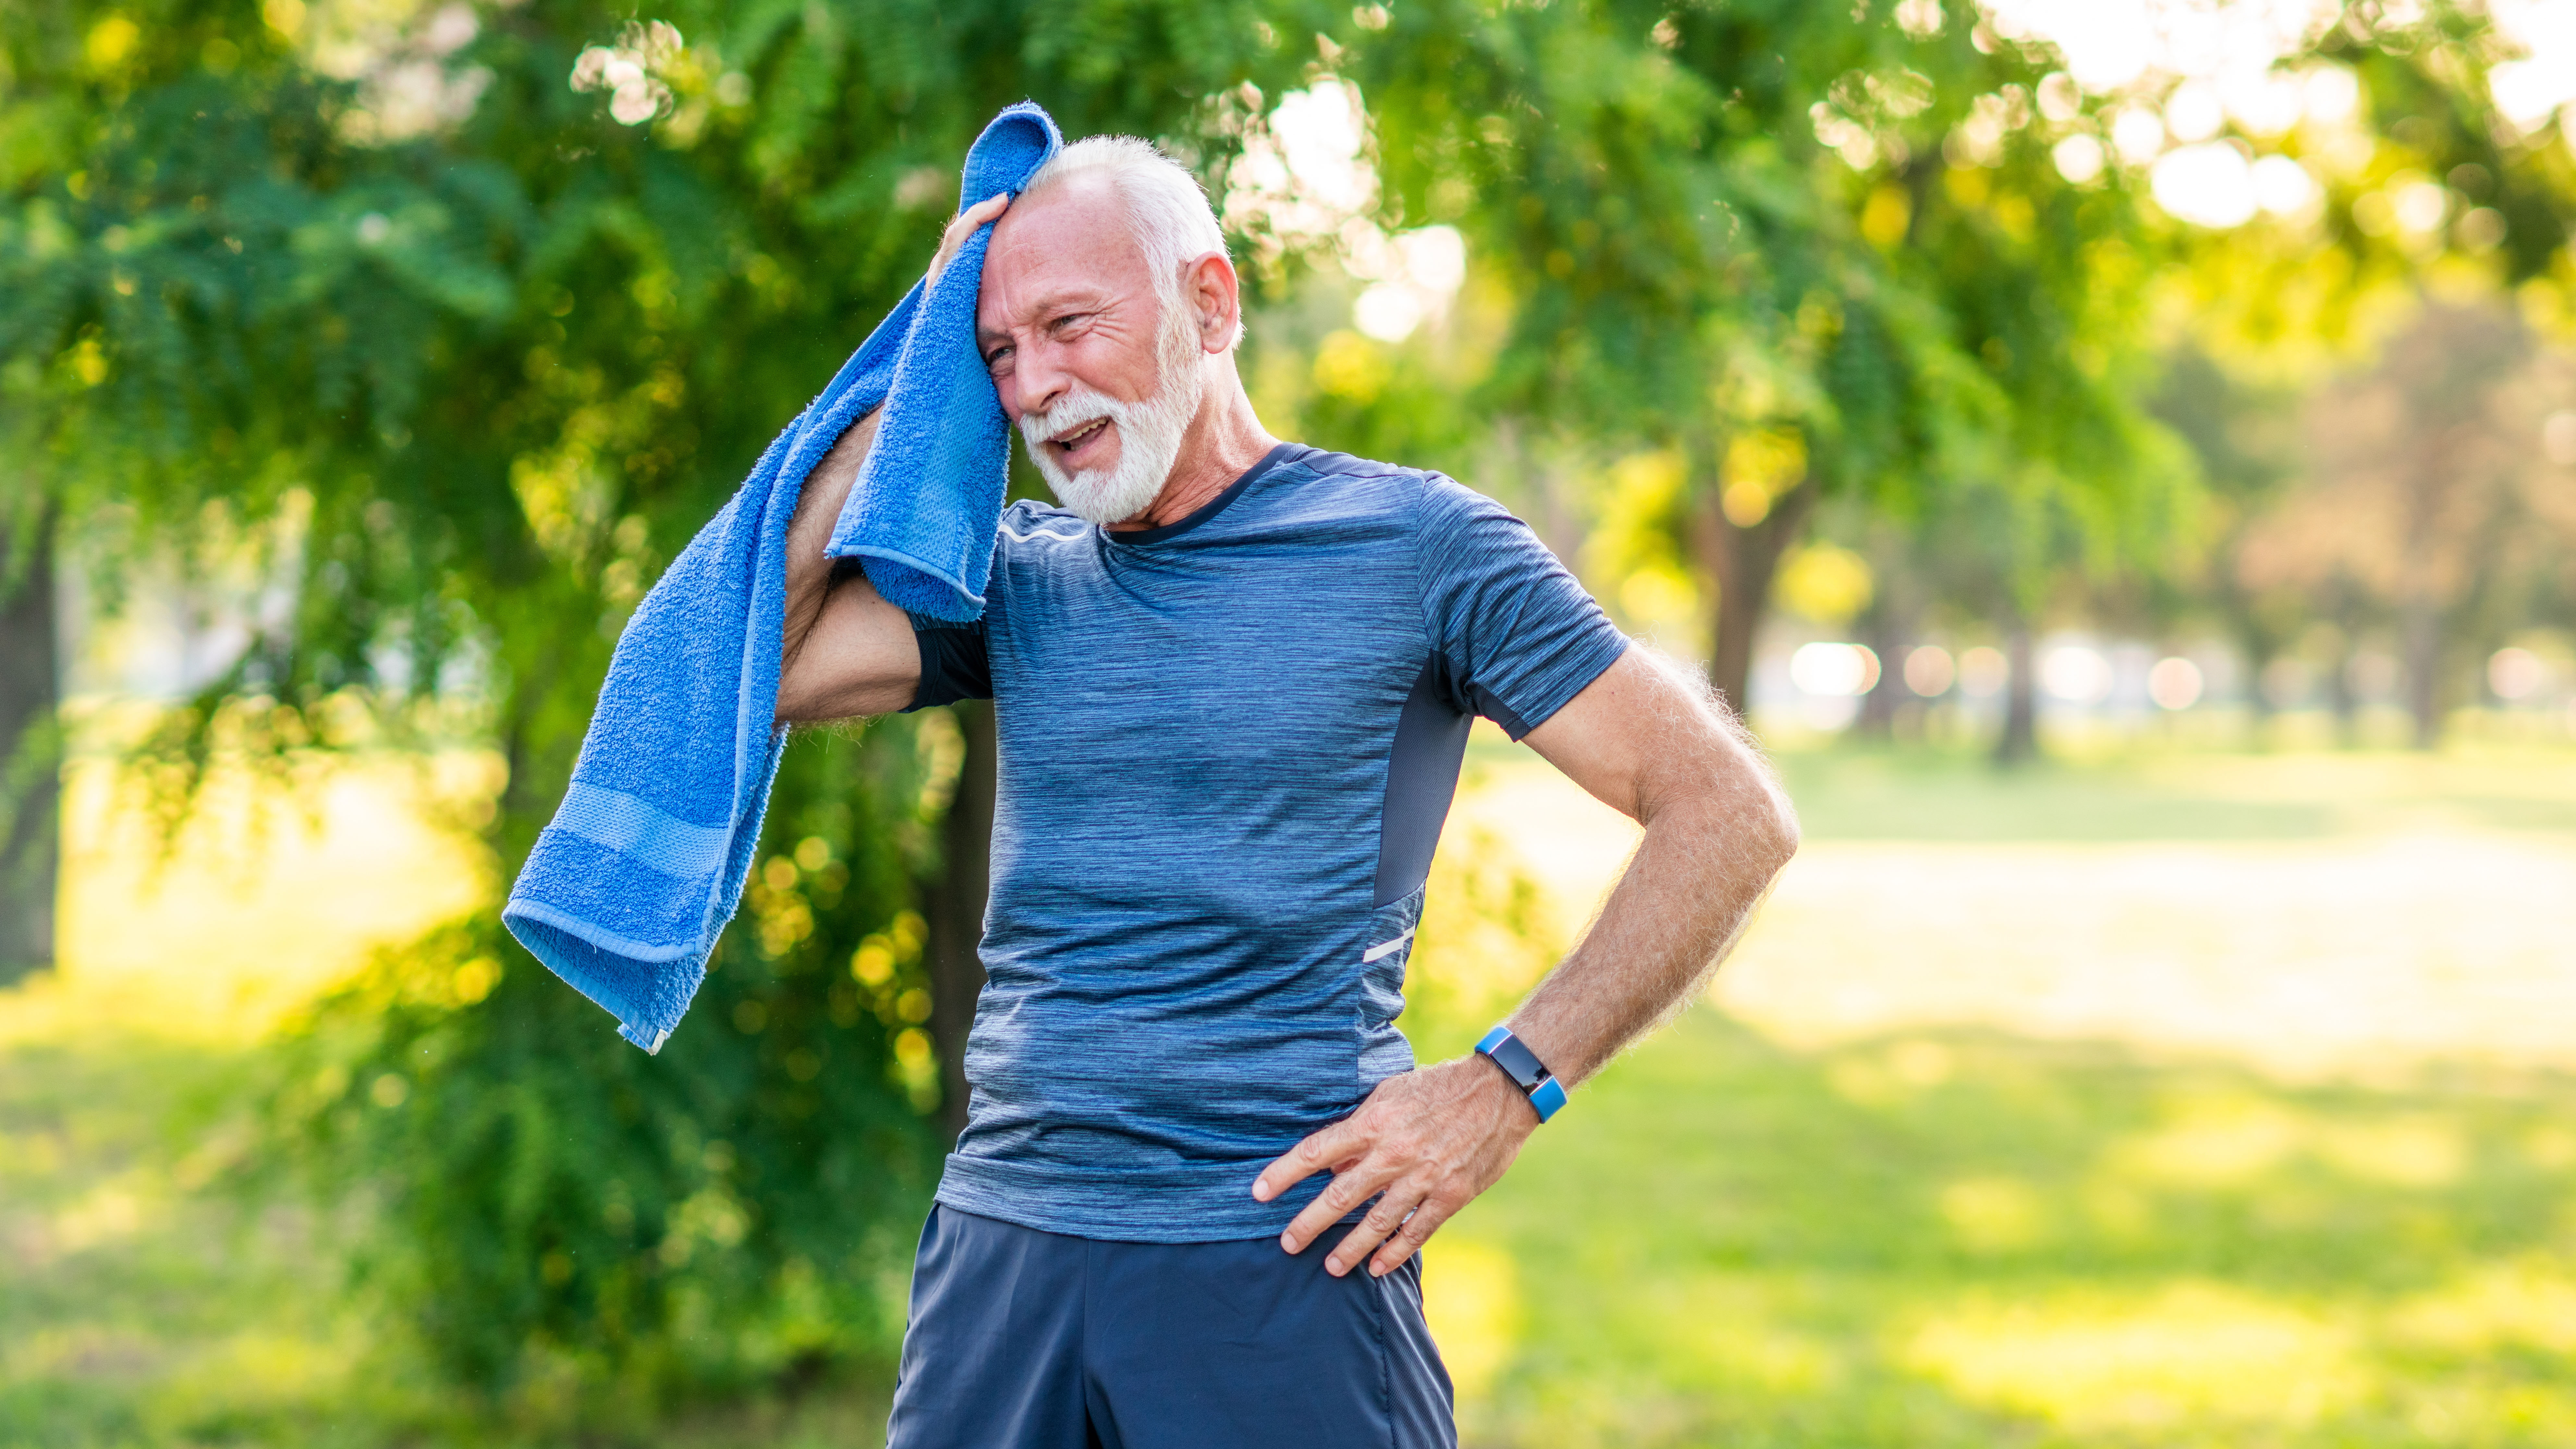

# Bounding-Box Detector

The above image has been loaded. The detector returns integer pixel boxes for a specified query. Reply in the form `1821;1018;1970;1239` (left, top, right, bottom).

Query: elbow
1753;785;1800;879
772;680;812;729
1714;761;1800;884
1653;763;1798;884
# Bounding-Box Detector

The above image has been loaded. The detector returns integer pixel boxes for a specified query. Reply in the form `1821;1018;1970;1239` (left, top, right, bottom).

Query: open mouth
1048;417;1112;459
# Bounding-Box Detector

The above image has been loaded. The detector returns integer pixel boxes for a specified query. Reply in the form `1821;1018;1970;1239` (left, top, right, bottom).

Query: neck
1109;364;1278;532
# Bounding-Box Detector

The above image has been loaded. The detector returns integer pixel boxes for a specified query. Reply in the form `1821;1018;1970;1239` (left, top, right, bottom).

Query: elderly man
774;134;1797;1448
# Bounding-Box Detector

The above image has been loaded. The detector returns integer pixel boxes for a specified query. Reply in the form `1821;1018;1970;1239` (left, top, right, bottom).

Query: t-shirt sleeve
905;615;992;710
1414;475;1630;739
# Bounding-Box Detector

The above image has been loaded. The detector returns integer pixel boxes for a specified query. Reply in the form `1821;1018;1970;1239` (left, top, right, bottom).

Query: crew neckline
1105;443;1303;546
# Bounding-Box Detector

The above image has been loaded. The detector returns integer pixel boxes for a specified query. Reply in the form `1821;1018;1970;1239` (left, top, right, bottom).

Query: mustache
1018;388;1132;457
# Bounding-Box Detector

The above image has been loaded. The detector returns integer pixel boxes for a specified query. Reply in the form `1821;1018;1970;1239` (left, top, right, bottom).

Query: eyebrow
980;286;1112;345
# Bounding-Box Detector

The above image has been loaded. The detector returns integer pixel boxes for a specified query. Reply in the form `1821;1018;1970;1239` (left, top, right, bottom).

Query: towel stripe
551;781;732;881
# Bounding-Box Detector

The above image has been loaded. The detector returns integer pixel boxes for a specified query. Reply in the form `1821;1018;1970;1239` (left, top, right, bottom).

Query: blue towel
501;103;1062;1051
828;103;1061;616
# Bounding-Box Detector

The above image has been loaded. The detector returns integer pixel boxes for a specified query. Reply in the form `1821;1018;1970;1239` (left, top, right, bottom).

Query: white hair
1018;135;1241;350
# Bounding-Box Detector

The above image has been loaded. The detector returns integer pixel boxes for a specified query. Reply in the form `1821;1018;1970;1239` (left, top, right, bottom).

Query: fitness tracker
1474;1026;1567;1123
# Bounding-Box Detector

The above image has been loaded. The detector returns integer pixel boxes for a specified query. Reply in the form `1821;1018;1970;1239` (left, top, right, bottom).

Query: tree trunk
1695;480;1816;715
0;507;62;984
1853;600;1907;741
925;700;995;1143
2230;614;2281;751
2322;598;2361;748
1992;619;2038;766
2400;595;2443;750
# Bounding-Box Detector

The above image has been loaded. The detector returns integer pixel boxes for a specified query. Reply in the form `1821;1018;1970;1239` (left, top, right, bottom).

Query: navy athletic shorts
884;1204;1458;1448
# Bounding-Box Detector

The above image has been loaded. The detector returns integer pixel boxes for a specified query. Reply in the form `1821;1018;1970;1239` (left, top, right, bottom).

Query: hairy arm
774;193;1014;726
1252;647;1800;1276
773;408;921;724
1503;648;1800;1081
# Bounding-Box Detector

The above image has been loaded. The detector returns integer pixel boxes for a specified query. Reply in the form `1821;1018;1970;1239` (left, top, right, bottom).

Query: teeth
1054;419;1108;449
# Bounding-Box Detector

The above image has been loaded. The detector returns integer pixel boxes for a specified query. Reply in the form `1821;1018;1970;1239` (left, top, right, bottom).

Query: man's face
976;180;1185;491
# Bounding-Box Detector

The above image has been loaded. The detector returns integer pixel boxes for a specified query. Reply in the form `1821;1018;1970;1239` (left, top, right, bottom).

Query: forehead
977;177;1154;329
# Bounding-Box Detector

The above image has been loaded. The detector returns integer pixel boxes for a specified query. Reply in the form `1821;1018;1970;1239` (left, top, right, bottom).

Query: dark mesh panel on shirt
1374;656;1474;907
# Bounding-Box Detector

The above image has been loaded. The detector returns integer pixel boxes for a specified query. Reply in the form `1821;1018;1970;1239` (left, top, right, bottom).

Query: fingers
1252;1117;1366;1205
1278;1152;1396;1260
1328;1183;1426;1278
956;191;1011;233
1263;1120;1378;1258
1258;1061;1516;1275
927;193;1011;284
1367;1194;1457;1278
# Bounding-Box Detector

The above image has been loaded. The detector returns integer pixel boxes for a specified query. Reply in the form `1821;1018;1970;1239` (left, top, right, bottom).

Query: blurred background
6;0;2576;1443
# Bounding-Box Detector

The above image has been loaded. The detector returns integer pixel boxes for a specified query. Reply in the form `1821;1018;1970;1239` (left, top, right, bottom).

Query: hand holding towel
502;103;1061;1051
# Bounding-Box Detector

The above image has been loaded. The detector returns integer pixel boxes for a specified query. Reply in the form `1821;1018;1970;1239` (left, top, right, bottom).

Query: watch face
1478;1029;1550;1093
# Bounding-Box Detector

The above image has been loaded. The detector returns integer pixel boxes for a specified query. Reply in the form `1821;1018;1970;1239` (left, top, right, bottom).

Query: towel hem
829;542;985;605
501;897;701;965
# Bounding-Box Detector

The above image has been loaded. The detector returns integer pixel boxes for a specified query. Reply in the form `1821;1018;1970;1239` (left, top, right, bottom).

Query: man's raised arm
1254;647;1800;1276
773;408;922;724
775;193;1015;725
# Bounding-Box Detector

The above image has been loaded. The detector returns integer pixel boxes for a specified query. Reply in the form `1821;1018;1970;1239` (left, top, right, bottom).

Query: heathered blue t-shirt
906;443;1629;1242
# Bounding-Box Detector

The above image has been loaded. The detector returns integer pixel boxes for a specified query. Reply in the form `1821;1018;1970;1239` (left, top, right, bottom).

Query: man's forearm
1505;778;1792;1086
1508;654;1800;1087
1254;652;1796;1279
779;409;881;679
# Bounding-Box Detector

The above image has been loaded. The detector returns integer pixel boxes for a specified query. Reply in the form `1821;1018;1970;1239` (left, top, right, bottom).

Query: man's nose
1011;336;1073;420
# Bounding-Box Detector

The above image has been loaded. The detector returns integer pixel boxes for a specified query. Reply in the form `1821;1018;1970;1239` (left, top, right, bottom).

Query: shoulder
1410;469;1519;535
1283;444;1430;487
1289;446;1515;524
1270;445;1452;526
1269;448;1544;575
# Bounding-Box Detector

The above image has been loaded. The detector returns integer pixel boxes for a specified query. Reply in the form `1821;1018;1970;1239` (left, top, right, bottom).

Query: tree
1;0;1332;1402
2146;347;2308;738
2241;302;2567;747
2133;3;2576;747
1339;0;2187;712
0;505;59;982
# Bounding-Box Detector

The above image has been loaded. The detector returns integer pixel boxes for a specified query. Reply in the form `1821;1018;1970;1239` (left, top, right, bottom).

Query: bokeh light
2152;142;2258;228
2543;409;2576;466
1790;642;1882;698
1904;645;1957;697
2148;656;2204;710
2489;647;2547;701
2041;645;2115;704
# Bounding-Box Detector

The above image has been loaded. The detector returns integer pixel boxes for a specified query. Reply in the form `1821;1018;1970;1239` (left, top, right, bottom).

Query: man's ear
1184;252;1242;353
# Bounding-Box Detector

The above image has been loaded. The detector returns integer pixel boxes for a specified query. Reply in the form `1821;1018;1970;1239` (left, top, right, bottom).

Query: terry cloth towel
501;102;1062;1052
824;103;1060;615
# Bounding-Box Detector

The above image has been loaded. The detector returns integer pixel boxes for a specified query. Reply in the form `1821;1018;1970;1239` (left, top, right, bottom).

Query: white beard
1018;299;1206;526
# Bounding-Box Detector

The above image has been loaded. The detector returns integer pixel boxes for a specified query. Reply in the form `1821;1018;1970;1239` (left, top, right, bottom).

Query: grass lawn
7;735;2576;1445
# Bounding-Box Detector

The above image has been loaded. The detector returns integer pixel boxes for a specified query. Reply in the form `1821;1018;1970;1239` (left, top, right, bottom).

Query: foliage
2166;11;2576;370
2238;303;2573;740
18;741;2576;1443
271;722;954;1407
1402;818;1563;1053
1;0;1335;1402
1289;0;2209;711
10;0;2576;1416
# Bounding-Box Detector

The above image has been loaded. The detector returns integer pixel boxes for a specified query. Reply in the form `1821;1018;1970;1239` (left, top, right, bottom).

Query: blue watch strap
1474;1026;1565;1123
1529;1075;1569;1121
